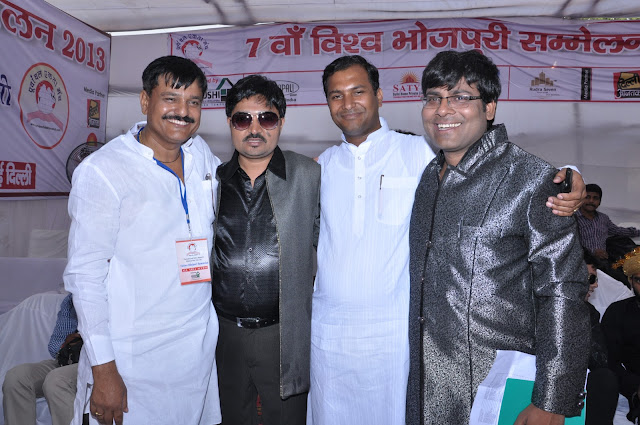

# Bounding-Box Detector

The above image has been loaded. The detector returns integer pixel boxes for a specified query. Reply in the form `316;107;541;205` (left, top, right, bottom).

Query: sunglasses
231;111;280;131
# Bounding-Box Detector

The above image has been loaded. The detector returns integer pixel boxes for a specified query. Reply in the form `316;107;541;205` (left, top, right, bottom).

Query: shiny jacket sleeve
527;172;590;417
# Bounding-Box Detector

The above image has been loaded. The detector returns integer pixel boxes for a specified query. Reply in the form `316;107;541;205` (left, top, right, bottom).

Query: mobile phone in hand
558;168;572;193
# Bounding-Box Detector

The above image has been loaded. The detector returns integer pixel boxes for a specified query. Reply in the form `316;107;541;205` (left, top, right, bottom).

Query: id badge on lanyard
175;237;212;285
152;144;212;285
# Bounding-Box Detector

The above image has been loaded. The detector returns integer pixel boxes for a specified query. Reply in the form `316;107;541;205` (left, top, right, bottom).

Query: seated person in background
587;250;635;319
583;250;619;425
601;247;640;423
2;293;80;425
575;183;640;260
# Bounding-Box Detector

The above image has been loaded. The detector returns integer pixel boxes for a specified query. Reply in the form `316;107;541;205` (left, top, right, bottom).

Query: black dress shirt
212;148;286;320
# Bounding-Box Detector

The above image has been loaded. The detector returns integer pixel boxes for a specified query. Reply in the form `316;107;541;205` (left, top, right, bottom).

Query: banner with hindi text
168;18;640;109
0;0;110;197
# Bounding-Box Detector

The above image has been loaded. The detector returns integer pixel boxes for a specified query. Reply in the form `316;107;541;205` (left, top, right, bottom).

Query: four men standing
59;52;590;425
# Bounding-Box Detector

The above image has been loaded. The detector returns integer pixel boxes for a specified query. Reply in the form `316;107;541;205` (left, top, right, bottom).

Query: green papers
498;378;585;425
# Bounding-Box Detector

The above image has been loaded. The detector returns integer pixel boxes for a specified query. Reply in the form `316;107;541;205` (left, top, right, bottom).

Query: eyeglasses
230;111;280;131
422;95;483;109
631;276;640;285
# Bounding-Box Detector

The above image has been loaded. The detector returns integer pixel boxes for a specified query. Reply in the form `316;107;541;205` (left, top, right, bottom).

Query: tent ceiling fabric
45;0;639;32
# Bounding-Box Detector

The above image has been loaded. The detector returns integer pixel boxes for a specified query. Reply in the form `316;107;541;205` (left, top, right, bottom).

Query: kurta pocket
376;176;417;226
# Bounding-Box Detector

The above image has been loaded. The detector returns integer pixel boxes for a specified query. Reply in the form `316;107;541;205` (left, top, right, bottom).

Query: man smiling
408;50;590;425
65;56;222;425
211;75;320;424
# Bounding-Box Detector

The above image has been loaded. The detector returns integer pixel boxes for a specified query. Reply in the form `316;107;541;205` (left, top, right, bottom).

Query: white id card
175;237;211;285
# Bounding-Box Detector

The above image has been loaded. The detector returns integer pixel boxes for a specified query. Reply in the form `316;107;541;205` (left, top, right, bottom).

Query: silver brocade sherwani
406;124;590;425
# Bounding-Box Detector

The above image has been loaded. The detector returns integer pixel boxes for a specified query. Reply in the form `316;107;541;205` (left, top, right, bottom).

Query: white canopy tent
46;0;640;31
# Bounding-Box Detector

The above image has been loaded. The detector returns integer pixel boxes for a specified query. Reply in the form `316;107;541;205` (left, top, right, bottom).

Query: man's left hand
546;168;586;216
514;404;565;425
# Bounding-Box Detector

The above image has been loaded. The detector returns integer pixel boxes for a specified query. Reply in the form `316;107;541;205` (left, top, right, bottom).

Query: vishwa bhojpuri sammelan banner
0;0;110;197
168;18;640;109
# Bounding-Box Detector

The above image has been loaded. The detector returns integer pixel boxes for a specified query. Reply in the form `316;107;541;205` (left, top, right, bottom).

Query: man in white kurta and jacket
64;56;221;425
307;54;586;425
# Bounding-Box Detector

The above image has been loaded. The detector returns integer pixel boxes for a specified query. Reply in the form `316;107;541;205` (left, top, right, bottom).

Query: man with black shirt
211;74;320;425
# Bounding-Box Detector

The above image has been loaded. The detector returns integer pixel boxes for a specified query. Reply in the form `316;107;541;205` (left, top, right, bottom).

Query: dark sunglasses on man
231;111;280;131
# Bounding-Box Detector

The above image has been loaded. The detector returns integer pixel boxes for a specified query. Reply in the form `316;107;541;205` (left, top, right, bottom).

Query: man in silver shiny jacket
407;50;590;425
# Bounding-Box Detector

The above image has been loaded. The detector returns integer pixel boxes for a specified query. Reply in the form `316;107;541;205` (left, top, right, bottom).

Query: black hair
583;248;597;266
421;50;501;105
322;55;380;98
142;56;207;97
586;183;602;198
225;74;286;118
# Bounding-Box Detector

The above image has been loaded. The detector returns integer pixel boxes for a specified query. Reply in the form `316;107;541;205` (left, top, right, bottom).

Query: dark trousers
216;315;307;425
586;368;619;425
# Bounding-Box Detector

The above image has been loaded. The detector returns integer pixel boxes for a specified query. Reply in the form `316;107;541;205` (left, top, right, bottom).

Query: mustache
243;133;266;143
162;114;195;124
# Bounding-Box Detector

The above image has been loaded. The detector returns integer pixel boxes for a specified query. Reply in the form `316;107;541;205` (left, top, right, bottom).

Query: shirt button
357;156;362;160
248;247;253;252
357;195;362;199
358;176;362;179
578;392;586;399
426;241;432;248
418;316;425;324
577;401;584;409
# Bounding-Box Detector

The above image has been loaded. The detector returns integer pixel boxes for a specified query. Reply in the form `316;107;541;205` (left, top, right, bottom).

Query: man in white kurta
310;117;433;425
307;55;434;425
64;56;222;425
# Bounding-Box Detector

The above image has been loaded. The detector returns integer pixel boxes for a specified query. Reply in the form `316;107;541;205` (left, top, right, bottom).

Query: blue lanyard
137;127;191;237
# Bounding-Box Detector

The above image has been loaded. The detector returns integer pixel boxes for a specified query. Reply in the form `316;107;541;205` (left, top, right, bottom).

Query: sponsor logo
19;63;69;149
87;99;100;128
529;71;558;98
531;71;554;87
614;70;640;99
0;161;36;189
392;72;421;99
0;74;11;106
276;80;299;103
203;78;234;107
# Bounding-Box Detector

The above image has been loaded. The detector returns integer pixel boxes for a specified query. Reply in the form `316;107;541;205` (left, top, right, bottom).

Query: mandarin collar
341;117;390;155
436;124;508;176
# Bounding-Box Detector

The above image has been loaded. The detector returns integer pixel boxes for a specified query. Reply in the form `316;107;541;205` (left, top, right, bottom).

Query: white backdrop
1;20;639;257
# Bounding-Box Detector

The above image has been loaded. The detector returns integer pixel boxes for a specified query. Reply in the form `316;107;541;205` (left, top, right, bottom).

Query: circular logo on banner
19;63;69;149
175;34;214;73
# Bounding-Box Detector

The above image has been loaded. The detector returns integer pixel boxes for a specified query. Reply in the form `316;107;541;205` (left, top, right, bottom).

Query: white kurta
64;122;222;425
308;118;435;425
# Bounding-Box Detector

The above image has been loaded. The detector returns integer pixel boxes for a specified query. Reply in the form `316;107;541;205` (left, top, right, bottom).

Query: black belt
217;310;278;329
